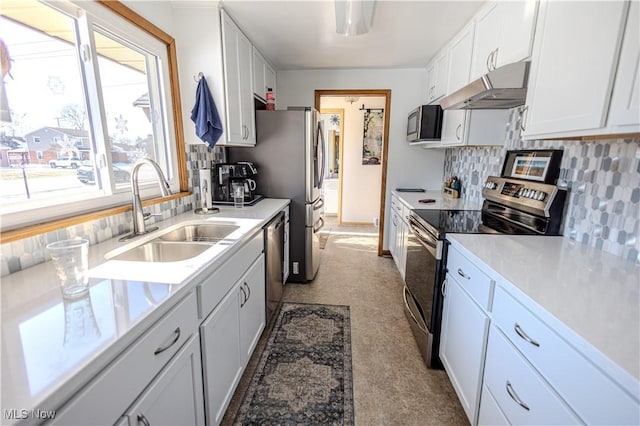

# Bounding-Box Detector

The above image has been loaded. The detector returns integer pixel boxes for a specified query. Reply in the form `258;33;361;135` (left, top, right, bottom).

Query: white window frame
36;151;44;160
0;0;181;231
33;136;41;144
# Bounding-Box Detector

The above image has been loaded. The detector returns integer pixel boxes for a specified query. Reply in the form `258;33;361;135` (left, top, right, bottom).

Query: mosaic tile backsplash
1;144;224;276
444;109;640;263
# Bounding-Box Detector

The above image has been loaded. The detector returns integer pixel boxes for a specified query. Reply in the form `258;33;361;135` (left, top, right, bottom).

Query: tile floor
222;216;467;425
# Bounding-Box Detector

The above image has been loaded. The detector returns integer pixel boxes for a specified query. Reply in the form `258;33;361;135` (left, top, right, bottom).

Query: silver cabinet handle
137;413;151;426
244;282;251;302
486;51;493;72
457;268;470;280
154;327;181;355
514;323;540;347
441;278;447;298
506;381;530;411
491;48;499;70
455;123;462;140
239;284;248;307
520;105;529;132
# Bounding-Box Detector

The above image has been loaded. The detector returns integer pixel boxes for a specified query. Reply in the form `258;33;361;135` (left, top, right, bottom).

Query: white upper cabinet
522;1;629;139
608;0;640;131
426;49;449;104
221;9;255;146
471;1;538;80
252;47;276;102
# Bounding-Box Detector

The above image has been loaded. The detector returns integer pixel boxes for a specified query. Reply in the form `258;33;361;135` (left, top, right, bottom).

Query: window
0;0;182;231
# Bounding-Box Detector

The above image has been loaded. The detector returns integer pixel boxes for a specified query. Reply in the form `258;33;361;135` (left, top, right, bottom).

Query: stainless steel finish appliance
439;61;530;110
407;104;443;142
212;162;259;204
404;149;568;369
228;107;325;282
265;211;285;324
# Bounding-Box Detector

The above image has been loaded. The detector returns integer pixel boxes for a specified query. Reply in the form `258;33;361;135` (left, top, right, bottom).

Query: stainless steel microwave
407;105;443;142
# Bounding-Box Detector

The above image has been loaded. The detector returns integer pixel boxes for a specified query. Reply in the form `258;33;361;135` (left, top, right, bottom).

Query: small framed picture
511;156;550;182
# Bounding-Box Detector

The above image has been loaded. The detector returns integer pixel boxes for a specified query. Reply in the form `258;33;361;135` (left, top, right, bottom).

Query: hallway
223;220;466;425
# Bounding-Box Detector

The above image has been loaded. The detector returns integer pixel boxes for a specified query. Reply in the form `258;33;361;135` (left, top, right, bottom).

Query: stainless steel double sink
109;223;240;262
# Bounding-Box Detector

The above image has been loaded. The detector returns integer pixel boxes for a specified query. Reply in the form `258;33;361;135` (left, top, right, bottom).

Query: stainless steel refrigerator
228;107;325;283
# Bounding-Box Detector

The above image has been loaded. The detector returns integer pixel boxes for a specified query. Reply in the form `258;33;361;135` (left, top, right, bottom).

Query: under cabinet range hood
440;61;531;110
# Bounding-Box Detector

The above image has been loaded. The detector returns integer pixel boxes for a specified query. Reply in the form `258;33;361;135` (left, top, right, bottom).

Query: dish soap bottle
266;88;275;110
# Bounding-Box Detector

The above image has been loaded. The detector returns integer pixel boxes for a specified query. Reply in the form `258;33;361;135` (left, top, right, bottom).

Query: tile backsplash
444;109;639;263
1;144;224;277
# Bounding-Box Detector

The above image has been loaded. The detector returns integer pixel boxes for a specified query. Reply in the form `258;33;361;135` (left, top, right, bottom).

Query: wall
277;69;445;246
320;96;385;223
444;109;640;263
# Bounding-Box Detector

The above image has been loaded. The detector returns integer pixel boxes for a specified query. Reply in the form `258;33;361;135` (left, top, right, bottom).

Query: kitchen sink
111;241;212;262
156;223;239;243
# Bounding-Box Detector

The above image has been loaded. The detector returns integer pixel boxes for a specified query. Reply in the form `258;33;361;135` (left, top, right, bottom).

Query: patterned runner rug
234;303;353;425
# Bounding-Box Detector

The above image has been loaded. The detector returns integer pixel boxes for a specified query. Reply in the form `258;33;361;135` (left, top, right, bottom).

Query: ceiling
215;1;486;70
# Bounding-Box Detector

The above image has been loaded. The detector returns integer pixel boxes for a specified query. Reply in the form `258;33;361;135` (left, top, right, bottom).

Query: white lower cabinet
440;274;490;424
389;195;408;280
200;254;265;425
123;334;205;426
483;326;581;425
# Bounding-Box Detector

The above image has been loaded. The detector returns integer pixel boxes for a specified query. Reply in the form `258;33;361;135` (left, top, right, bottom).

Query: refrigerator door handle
313;217;325;233
316;121;326;189
313;198;325;211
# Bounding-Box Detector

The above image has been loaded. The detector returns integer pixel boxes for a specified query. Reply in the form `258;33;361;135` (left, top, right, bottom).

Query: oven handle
408;216;439;251
403;287;428;334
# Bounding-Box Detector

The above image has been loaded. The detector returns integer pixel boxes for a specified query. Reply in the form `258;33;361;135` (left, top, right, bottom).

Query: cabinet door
221;10;255;146
200;283;243;426
433;50;449;100
440;110;466;146
523;1;627;138
496;0;538;68
239;255;266;364
253;47;267;100
125;335;205;426
426;60;436;102
471;2;501;80
440;275;490;425
478;385;510;426
447;21;475;93
608;1;640;129
389;209;398;259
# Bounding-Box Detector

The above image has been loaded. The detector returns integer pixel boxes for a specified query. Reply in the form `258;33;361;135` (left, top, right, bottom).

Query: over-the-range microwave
407;105;443;142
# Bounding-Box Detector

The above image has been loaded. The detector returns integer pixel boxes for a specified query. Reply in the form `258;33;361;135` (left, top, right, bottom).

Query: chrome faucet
120;158;172;241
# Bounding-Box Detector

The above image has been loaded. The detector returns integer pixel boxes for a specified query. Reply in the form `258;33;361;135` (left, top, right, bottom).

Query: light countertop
0;199;289;417
391;190;482;211
447;233;640;396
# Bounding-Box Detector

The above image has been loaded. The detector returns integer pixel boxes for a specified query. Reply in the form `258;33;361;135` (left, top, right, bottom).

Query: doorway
319;108;344;221
315;89;391;256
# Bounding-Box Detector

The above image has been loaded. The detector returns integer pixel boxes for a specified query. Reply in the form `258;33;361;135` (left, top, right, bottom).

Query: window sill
0;191;192;244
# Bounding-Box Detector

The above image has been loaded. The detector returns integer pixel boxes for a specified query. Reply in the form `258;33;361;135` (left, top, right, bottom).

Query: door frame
319;108;344;223
315;89;391;256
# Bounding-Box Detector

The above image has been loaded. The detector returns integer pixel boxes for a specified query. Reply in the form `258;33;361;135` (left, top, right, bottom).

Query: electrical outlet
293;262;299;275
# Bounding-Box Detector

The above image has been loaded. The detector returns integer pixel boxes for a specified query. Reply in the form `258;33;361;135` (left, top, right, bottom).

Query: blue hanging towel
190;76;223;148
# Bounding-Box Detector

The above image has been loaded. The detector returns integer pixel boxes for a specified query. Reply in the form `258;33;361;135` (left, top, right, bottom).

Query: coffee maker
213;162;258;202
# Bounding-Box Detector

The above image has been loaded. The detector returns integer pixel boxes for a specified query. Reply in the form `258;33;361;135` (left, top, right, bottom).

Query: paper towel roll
199;169;212;210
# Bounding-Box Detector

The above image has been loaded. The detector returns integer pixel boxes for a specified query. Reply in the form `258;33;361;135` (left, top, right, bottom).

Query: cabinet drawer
484;326;581;425
493;286;639;425
198;231;264;318
446;244;493;311
52;292;198;425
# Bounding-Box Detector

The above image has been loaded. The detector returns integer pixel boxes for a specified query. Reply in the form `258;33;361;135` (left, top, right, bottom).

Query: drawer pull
457;268;470;280
244;282;251;302
441;278;447;298
137;413;151;426
506;381;530;411
514;323;540;347
240;284;248;307
153;327;181;355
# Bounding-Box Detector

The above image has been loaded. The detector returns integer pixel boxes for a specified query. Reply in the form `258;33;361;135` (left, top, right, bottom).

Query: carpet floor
233;303;353;425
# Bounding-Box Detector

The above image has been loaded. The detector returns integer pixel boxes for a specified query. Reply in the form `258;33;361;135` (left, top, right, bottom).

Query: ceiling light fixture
335;0;375;36
344;96;360;104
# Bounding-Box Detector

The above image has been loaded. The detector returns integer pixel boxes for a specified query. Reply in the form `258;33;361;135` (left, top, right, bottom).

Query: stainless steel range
404;150;567;368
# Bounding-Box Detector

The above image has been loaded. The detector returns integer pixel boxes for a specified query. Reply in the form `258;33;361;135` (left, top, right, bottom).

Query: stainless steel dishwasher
265;211;285;324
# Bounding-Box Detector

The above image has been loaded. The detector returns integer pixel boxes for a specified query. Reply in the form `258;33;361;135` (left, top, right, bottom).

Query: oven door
403;214;444;368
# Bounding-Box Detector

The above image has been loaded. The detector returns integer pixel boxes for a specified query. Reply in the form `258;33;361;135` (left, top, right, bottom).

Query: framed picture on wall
362;110;383;165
